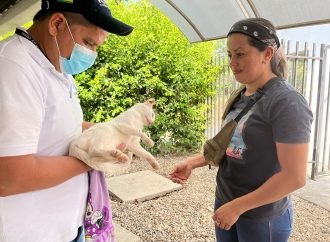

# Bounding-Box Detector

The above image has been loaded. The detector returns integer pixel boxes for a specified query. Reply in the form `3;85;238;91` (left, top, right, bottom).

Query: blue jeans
214;198;293;242
70;226;84;242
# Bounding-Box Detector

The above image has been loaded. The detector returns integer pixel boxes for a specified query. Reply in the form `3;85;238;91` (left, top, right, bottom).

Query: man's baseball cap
38;0;133;36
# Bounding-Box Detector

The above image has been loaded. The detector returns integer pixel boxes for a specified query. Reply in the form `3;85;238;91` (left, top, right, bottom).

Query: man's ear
48;13;66;37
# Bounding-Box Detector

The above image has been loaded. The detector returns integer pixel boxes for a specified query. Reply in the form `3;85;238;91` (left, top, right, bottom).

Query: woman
170;18;313;242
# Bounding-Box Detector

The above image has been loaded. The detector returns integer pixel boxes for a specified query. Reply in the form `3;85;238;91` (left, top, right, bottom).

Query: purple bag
84;170;115;242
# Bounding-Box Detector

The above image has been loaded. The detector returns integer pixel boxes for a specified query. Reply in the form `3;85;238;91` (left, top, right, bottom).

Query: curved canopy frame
149;0;330;42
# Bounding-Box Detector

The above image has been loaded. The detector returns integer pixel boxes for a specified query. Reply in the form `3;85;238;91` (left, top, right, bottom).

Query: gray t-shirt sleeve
266;89;313;143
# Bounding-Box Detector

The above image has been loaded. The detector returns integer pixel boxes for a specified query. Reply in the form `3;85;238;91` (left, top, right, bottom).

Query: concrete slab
107;170;182;202
294;176;330;211
114;221;140;242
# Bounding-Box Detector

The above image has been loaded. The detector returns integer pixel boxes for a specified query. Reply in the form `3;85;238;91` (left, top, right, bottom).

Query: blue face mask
59;43;97;75
55;20;97;75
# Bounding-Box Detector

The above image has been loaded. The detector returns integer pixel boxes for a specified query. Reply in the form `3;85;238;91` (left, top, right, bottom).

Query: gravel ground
109;155;330;242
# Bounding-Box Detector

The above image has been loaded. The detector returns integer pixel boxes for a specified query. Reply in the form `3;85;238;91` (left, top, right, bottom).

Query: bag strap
225;77;281;123
221;85;245;120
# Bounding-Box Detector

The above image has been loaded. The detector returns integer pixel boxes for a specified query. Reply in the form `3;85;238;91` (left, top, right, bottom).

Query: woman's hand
212;199;243;230
170;154;208;184
169;161;193;184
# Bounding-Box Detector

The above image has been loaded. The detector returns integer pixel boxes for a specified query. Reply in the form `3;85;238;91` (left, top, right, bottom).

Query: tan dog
69;98;159;175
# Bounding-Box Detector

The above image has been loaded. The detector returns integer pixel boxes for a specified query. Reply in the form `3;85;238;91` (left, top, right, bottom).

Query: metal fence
207;41;330;179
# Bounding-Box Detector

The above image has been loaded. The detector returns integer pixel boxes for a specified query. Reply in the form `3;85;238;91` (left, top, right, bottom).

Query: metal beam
0;0;17;14
246;0;260;18
0;0;40;36
165;0;205;41
234;0;250;18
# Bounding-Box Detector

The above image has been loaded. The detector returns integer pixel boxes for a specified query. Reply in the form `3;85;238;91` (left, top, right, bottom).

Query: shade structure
0;0;330;42
149;0;330;43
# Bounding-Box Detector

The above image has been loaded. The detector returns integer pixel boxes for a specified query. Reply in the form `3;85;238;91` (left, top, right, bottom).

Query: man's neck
27;24;60;72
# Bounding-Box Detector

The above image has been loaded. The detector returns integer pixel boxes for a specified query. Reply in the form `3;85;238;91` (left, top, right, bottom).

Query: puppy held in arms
69;98;160;175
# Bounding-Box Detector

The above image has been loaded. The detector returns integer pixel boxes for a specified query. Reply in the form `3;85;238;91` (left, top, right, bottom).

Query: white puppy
70;98;159;175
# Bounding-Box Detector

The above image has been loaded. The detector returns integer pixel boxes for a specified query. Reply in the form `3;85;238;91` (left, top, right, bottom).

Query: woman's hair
229;18;288;79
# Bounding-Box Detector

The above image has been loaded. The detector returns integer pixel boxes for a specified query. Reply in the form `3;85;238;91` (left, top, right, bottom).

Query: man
0;0;132;241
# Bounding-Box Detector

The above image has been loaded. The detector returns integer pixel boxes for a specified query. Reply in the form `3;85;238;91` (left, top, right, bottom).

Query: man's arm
0;154;91;196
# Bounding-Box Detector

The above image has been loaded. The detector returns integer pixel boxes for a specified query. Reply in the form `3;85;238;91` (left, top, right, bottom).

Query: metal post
312;44;327;179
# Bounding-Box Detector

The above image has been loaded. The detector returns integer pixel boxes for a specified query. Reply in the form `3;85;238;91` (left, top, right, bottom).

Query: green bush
75;0;218;154
0;21;32;41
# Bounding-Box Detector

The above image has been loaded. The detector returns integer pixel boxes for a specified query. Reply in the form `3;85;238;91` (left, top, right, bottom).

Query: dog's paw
144;137;154;147
140;133;154;147
147;157;160;170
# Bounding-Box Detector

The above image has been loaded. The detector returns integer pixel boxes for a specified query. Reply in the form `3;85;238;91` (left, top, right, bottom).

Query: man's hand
82;121;94;131
116;143;126;151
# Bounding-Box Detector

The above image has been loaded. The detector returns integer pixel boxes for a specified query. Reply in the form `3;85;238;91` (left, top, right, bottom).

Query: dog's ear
145;98;155;107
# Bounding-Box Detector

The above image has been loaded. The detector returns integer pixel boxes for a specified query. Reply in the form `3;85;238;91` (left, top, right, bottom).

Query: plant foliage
75;0;218;154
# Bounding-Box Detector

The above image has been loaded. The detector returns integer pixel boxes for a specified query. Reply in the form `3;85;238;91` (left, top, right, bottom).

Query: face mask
55;20;97;75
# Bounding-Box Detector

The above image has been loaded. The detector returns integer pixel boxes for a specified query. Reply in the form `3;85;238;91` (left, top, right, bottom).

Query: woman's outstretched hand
169;161;193;184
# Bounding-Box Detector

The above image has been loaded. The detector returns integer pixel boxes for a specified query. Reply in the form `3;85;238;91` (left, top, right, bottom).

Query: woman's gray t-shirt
215;80;313;219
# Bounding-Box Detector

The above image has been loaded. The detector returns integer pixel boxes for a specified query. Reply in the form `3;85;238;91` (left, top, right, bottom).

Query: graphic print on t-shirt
225;110;252;160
